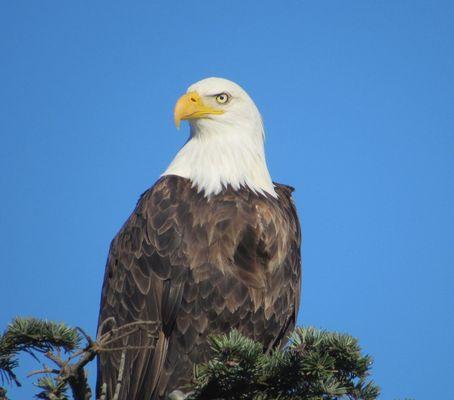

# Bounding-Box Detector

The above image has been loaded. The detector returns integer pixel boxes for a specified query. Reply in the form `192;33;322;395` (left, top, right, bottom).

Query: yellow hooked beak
174;92;224;129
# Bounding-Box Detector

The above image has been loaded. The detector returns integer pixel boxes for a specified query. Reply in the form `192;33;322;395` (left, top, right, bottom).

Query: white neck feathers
162;119;276;198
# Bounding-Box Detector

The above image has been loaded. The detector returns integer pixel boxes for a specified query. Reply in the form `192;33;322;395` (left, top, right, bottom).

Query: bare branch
112;350;126;400
97;320;159;343
97;383;107;400
76;327;93;347
27;368;60;378
98;345;157;352
100;326;141;348
61;345;97;400
44;351;64;368
96;317;115;339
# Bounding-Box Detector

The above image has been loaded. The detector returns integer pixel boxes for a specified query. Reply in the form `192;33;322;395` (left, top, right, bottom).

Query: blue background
1;1;453;398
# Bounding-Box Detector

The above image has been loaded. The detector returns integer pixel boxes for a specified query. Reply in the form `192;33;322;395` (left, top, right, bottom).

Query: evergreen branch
5;317;81;353
0;347;19;387
34;375;69;400
189;327;380;400
0;317;160;400
0;387;8;400
1;317;380;400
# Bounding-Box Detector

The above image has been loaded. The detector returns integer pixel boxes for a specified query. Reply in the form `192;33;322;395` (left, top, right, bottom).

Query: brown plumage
96;174;301;400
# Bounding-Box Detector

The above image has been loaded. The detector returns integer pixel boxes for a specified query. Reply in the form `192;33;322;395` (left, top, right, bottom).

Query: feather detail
96;175;301;399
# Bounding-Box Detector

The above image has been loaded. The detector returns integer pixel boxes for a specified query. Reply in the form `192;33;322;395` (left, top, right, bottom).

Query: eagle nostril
190;96;197;103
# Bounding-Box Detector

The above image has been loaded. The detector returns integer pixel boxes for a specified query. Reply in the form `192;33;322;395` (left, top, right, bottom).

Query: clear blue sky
1;1;453;398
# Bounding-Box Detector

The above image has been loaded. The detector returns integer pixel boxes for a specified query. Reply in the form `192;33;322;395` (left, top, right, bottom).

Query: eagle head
165;77;276;198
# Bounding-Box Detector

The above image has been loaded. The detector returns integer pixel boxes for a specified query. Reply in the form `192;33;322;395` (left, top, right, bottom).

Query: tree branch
111;350;126;400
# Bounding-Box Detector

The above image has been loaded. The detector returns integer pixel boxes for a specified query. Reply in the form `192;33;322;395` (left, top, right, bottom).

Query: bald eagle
97;78;301;400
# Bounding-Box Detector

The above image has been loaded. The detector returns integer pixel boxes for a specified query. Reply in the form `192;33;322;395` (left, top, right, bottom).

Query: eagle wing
97;177;190;399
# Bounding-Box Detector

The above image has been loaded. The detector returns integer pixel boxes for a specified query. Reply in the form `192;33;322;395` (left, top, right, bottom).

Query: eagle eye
215;93;230;104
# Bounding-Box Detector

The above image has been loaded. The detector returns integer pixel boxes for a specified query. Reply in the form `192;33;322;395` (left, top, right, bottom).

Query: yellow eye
215;93;230;104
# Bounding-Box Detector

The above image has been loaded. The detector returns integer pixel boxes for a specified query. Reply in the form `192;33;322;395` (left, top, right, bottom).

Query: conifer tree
0;317;379;400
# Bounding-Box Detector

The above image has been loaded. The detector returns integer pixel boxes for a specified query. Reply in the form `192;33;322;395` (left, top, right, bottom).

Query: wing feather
96;177;187;399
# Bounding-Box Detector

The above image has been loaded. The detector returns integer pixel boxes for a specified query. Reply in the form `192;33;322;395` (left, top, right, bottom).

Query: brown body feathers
97;175;301;399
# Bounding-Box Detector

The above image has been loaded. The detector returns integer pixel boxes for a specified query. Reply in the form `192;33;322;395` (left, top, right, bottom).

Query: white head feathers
163;77;277;198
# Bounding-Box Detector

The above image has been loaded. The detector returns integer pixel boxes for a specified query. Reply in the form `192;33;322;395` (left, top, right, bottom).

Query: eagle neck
162;121;276;198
